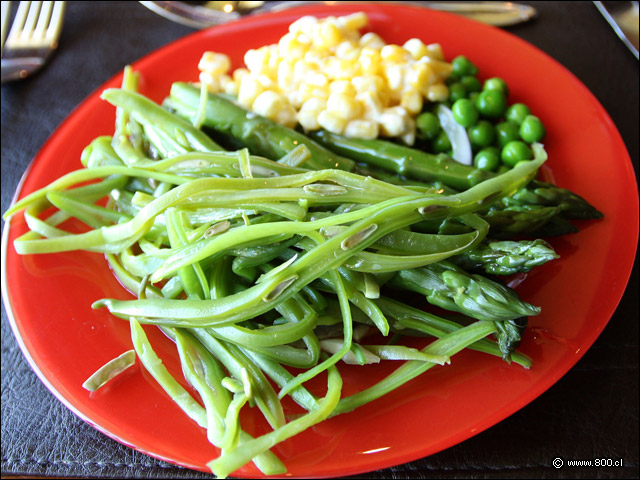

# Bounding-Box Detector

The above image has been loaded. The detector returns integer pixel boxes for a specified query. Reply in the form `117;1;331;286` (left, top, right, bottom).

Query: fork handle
1;57;47;83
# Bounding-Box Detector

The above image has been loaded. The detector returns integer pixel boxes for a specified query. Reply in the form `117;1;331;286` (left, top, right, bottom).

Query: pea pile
416;55;546;172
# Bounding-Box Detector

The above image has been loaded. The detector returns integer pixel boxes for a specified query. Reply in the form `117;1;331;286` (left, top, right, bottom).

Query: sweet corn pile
198;12;452;144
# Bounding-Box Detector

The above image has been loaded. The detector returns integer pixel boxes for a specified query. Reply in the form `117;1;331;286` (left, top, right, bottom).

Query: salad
2;11;603;478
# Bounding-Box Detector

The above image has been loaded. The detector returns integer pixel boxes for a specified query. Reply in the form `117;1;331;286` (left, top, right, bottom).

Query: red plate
2;3;638;478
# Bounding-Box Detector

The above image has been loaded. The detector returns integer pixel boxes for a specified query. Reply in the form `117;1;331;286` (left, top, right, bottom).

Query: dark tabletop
1;1;638;479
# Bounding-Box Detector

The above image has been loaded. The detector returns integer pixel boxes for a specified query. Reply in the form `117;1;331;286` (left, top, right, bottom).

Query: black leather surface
1;2;638;478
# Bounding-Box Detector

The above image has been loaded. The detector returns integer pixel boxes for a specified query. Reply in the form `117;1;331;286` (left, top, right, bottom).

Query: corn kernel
252;90;285;119
403;38;428;60
384;64;406;93
313;21;342;49
381;44;410;63
298;82;329;104
256;74;276;90
298;97;326;130
359;47;381;75
407;62;436;93
275;104;298;128
223;79;239;96
198;52;231;76
300;97;328;113
401;89;423;115
426;83;449;102
298;111;318;131
359;32;385;49
278;32;307;59
379;106;411;137
345;119;379;139
337;11;368;31
244;47;270;75
358;90;384;120
329;80;356;96
237;75;264;108
307;71;329;88
401;121;416;145
277;60;294;90
425;43;445;60
326;57;358;80
421;56;453;80
199;72;220;93
327;92;361;120
318;110;347;134
289;15;318;34
335;41;360;61
233;68;250;83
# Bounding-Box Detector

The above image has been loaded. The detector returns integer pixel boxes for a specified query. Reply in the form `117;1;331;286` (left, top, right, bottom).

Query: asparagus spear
450;239;559;275
388;261;539;359
309;129;492;191
501;179;603;220
310;130;602;220
167;82;355;172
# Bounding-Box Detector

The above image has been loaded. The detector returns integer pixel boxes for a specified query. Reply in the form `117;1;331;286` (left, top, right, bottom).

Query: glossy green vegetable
505;103;531;125
468;120;496;148
519;115;546;143
451;55;478;77
495;121;521;148
416;111;441;139
308;130;492;191
452;98;479;127
483;77;509;97
474;147;500;171
476;89;507;119
501;140;533;166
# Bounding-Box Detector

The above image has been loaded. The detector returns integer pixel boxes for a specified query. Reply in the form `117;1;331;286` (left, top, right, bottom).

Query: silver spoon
139;1;537;29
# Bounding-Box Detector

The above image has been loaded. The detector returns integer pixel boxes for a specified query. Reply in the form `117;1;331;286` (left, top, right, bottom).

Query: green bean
191;330;285;430
101;88;223;154
207;363;341;479
333;321;497;415
129;317;208;428
165;207;209;299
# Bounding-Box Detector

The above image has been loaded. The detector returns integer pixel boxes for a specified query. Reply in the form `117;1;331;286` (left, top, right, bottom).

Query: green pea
448;82;467;102
495;121;521;148
460;75;482;93
432;130;452;153
473;148;500;171
501;140;533;167
451;55;478;78
483;77;509;97
475;89;507;119
505;103;531;125
416;112;441;140
468;120;495;148
452;98;478;127
519;115;546;143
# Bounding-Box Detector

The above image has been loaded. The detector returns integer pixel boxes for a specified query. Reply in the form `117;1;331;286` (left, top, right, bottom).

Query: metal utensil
594;1;639;59
1;1;66;83
139;1;537;29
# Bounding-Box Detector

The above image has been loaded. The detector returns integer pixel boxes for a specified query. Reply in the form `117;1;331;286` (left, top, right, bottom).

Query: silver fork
1;1;65;83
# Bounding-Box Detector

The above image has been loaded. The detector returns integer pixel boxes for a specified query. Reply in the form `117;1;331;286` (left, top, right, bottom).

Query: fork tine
22;1;41;41
6;0;29;44
34;1;52;38
46;1;63;45
1;1;11;53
